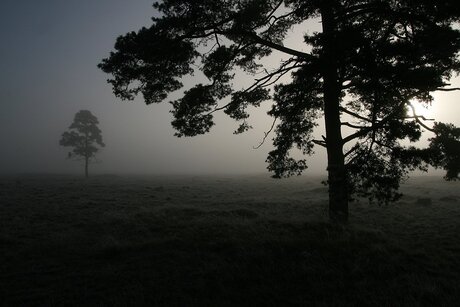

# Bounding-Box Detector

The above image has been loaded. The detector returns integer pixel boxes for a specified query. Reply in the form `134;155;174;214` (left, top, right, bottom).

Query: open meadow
1;174;459;306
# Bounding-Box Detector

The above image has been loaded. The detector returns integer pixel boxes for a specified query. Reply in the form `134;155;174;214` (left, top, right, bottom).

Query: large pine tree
60;110;105;178
99;0;460;222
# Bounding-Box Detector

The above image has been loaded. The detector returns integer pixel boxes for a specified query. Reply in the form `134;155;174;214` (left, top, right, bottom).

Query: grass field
1;174;459;306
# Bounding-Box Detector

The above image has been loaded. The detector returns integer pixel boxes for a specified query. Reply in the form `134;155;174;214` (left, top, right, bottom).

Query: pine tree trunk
85;156;89;178
321;1;349;223
84;131;89;178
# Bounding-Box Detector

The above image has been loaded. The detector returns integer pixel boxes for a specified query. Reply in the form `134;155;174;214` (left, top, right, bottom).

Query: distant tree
60;110;105;178
99;0;460;222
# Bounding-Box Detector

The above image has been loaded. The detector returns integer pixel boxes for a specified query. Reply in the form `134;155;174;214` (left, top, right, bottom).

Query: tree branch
339;106;372;122
407;104;436;133
254;117;277;149
434;87;460;92
208;59;301;115
244;58;301;92
312;140;327;148
341;122;370;129
344;144;360;159
342;101;406;144
259;0;284;27
242;31;317;61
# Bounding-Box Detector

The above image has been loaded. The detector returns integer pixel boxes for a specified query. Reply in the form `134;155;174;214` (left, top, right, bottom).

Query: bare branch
265;8;299;33
244;58;301;92
214;32;221;47
254;117;277;149
405;116;434;121
208;103;231;115
312;140;327;148
434;87;460;92
339;106;372;122
341;122;370;129
257;64;301;89
407;104;436;133
259;0;284;26
207;60;301;115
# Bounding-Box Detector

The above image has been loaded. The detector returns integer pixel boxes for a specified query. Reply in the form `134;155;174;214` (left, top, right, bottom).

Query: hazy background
1;0;459;176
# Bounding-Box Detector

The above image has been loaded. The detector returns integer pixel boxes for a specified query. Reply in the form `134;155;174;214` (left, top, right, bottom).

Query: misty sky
1;1;459;176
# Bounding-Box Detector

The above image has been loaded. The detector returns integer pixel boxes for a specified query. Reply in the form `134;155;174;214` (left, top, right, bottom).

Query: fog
1;0;458;176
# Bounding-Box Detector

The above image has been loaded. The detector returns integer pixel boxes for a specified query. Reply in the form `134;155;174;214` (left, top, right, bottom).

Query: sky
0;1;459;176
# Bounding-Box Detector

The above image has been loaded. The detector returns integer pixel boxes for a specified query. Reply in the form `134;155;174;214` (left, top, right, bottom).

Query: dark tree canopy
99;0;460;221
60;110;105;178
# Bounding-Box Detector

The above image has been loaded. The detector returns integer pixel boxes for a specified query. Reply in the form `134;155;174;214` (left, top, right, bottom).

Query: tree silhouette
99;0;460;222
60;110;105;178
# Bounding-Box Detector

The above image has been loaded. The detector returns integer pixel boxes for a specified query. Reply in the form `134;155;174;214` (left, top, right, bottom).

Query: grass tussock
0;174;459;306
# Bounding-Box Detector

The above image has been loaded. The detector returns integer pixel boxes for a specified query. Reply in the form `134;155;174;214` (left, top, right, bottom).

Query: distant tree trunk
321;1;348;223
85;156;89;178
85;131;89;178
